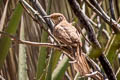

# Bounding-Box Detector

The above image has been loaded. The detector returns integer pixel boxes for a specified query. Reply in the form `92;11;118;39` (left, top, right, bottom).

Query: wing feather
62;25;81;43
53;22;81;46
53;25;72;45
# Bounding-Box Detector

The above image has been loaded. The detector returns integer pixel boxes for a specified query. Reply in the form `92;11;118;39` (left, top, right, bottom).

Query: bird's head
44;13;66;25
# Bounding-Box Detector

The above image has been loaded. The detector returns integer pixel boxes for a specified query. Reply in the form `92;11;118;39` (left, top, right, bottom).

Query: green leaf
45;50;61;80
45;50;53;80
36;30;48;80
0;3;23;69
89;46;103;58
0;0;2;4
107;34;120;65
51;50;61;72
52;56;69;80
117;69;120;80
18;17;28;80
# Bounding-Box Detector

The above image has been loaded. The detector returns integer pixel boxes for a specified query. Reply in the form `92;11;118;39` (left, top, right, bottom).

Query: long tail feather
73;44;91;76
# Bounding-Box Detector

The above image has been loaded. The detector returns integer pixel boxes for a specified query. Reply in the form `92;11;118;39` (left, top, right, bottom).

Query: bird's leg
69;44;82;64
68;46;77;64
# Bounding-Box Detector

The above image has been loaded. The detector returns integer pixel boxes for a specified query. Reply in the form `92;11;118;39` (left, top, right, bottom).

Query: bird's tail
73;44;91;76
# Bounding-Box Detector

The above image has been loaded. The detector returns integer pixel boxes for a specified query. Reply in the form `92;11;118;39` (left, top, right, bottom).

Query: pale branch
20;1;39;23
0;31;75;61
30;0;54;31
0;31;58;48
80;71;104;80
0;75;5;80
118;17;120;22
20;0;45;23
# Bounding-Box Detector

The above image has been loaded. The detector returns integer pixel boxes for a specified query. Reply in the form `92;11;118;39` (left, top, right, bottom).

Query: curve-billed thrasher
44;13;90;76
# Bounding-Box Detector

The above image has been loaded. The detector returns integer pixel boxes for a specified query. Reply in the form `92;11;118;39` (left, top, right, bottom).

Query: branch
67;0;116;80
85;0;120;33
29;0;54;31
68;0;101;48
86;0;117;80
0;31;75;61
109;0;116;20
19;0;45;23
19;0;60;44
0;31;58;48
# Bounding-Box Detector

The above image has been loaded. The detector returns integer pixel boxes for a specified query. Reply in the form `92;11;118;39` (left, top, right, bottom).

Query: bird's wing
53;25;73;45
63;25;81;44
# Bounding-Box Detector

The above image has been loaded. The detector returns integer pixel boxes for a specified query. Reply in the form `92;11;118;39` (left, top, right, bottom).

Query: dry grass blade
0;0;120;80
0;0;9;36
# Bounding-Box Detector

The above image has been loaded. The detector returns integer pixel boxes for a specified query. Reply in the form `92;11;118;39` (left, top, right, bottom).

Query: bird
44;13;91;76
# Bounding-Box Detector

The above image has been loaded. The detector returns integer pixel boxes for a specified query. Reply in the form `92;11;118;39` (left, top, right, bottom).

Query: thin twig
80;71;104;80
84;2;118;79
109;0;116;20
30;0;54;31
0;31;75;61
85;0;120;33
75;24;92;45
0;31;58;48
20;0;45;23
0;75;5;80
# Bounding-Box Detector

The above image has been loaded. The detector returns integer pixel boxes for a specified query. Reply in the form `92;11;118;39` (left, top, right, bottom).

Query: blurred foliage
0;0;120;80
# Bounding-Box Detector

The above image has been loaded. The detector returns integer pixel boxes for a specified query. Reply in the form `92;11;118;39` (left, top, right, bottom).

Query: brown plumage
47;13;81;45
44;13;90;76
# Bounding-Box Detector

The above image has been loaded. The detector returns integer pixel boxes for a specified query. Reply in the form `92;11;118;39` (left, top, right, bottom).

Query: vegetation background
0;0;120;80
